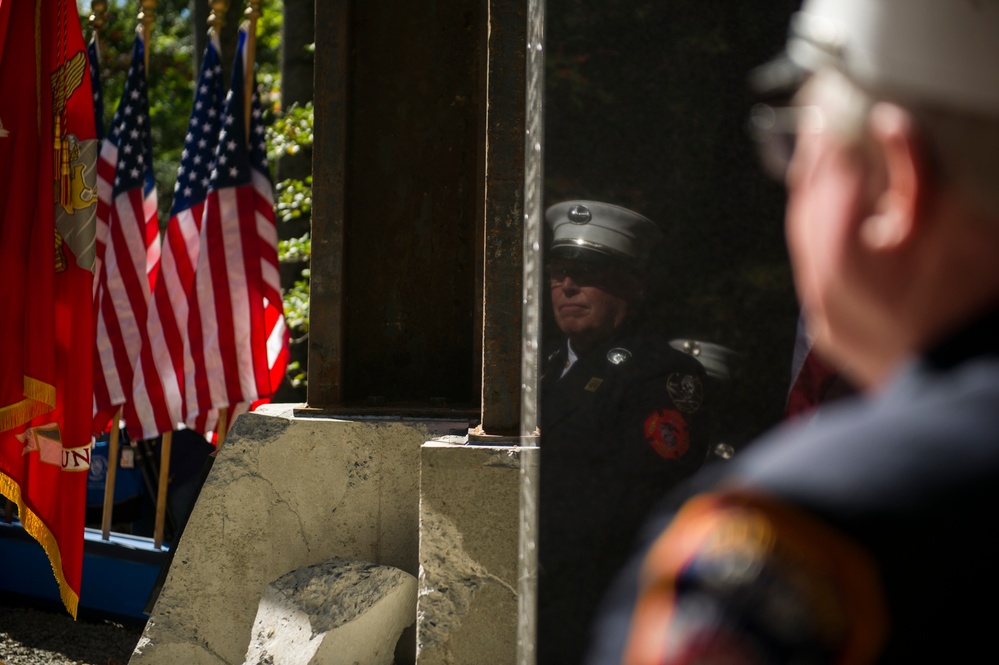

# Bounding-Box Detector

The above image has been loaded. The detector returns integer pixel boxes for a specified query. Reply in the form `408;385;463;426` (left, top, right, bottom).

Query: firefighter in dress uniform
538;200;711;665
586;1;999;663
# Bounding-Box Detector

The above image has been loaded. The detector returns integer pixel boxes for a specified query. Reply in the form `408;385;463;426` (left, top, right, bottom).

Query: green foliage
257;0;284;72
284;360;307;389
267;102;314;159
268;100;314;350
275;177;312;224
282;272;310;335
278;233;312;262
269;101;314;351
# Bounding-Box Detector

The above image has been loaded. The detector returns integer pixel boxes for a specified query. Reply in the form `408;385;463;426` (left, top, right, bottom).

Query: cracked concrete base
417;443;521;664
131;406;463;665
243;558;417;665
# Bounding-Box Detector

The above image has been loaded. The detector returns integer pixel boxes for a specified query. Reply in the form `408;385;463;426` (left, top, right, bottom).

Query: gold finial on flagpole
89;0;107;46
208;0;228;35
243;0;262;142
138;0;156;74
244;0;262;26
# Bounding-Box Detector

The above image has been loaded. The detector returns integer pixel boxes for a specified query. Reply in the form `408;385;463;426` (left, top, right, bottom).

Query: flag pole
135;0;172;550
89;0;106;53
238;0;264;446
243;0;261;142
208;0;228;37
217;408;230;447
101;408;122;540
153;431;171;548
138;0;156;72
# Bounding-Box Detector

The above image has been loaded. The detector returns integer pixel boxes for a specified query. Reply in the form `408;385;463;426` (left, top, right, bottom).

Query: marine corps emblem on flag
644;408;690;460
52;50;98;274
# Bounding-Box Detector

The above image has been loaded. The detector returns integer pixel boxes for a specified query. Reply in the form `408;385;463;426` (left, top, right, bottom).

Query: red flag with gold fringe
0;0;98;618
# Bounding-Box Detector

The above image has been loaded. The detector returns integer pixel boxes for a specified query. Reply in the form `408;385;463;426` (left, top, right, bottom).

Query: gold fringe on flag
0;377;58;434
0;471;80;618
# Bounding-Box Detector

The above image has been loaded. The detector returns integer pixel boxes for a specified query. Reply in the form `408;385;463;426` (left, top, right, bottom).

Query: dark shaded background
543;0;803;448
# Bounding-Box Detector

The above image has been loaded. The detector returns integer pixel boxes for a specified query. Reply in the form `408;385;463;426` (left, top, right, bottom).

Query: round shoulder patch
607;347;632;365
626;493;888;665
667;372;703;413
644;409;690;460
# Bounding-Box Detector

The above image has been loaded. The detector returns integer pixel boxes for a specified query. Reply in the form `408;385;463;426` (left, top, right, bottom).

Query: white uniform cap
545;200;663;271
777;0;999;116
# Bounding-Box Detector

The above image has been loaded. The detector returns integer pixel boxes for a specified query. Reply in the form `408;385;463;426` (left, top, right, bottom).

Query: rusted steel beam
306;0;349;408
478;0;527;437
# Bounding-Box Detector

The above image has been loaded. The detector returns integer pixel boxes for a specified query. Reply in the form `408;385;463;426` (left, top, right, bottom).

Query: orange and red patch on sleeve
644;409;690;460
624;492;889;665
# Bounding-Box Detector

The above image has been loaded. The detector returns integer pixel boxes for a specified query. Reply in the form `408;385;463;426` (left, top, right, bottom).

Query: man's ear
859;103;928;251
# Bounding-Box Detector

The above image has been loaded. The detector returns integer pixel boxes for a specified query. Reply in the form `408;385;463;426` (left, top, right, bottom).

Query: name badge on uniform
585;377;603;392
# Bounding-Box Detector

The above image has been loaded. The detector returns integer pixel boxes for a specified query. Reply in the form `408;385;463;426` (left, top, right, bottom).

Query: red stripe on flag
183;27;289;431
238;191;270;398
92;33;161;440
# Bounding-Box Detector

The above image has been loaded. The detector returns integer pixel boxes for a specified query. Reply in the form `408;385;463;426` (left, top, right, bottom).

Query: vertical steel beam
520;1;544;442
479;0;528;436
307;0;349;407
518;0;545;661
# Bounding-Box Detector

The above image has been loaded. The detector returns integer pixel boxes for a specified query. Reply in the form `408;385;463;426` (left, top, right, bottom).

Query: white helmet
760;0;999;116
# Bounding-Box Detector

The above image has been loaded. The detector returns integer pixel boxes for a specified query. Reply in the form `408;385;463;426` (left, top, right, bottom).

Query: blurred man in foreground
539;201;710;664
587;1;999;662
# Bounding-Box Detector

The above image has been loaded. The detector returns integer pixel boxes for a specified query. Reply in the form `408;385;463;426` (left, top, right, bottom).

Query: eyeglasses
546;262;611;286
748;103;825;181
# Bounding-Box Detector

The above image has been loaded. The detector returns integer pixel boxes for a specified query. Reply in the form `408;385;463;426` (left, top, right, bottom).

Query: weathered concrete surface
417;442;521;664
132;405;465;665
243;558;417;665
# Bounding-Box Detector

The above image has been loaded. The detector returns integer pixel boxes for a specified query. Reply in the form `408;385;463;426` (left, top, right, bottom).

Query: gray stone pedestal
131;406;465;665
417;442;523;664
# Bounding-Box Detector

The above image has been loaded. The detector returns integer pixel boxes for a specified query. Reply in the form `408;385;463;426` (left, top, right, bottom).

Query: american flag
92;29;161;438
128;35;226;440
87;36;104;141
185;25;289;430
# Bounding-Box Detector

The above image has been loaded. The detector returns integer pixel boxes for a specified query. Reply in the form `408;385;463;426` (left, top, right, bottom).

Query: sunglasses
545;261;614;287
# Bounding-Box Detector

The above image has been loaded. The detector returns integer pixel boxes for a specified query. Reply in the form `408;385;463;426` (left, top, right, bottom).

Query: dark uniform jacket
538;325;710;665
587;307;999;664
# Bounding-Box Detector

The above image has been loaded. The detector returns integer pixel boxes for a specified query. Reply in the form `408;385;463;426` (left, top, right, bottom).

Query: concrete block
417;442;522;665
132;405;466;665
243;558;417;665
